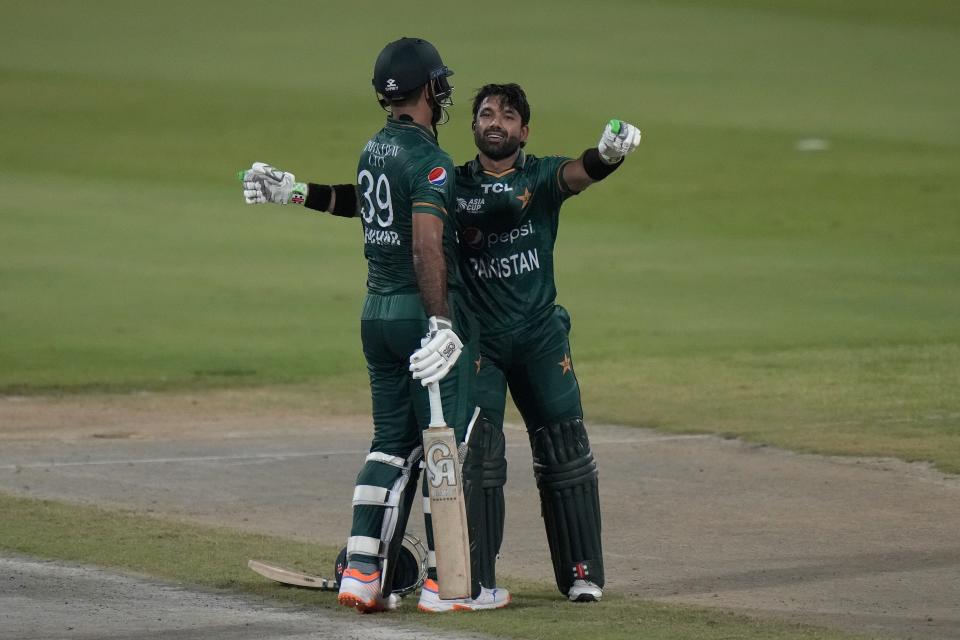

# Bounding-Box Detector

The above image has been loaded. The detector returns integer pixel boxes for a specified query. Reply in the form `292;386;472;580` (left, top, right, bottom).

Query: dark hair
471;83;530;127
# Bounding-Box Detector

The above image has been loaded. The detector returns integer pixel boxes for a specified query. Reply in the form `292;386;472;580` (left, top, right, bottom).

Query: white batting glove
409;316;464;386
597;119;641;164
239;162;307;205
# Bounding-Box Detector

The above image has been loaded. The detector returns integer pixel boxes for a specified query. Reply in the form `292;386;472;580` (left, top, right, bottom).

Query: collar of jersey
386;116;437;143
469;149;527;178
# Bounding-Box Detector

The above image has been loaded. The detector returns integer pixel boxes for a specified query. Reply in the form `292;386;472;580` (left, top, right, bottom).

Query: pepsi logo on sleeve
428;167;447;186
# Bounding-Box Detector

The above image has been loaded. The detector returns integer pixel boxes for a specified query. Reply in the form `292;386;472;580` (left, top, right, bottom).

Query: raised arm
561;119;641;193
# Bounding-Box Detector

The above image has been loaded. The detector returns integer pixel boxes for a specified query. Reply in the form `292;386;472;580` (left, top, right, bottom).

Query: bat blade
247;559;337;590
423;419;472;599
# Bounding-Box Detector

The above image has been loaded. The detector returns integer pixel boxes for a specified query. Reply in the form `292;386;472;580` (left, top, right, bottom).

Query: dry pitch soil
1;389;958;639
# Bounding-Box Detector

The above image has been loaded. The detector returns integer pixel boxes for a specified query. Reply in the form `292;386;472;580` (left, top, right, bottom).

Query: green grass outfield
2;0;959;473
0;493;862;640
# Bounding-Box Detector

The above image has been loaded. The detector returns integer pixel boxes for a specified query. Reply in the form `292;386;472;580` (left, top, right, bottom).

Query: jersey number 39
358;170;394;228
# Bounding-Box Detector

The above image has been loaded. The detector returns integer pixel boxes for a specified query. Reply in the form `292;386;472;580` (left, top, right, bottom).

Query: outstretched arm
561;119;641;193
238;162;358;217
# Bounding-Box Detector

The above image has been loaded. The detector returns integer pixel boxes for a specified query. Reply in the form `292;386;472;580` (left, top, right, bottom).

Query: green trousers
473;304;583;430
347;292;477;575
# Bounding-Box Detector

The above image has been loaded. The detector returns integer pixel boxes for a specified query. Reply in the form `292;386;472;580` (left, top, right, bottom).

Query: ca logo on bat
426;440;457;495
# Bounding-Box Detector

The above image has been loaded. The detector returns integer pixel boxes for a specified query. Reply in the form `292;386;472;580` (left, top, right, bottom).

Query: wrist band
581;147;623;181
305;183;358;217
305;184;332;211
331;184;358;217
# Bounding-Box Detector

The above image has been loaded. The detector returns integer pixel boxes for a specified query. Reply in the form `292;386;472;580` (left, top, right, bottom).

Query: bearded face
473;96;528;161
474;121;523;160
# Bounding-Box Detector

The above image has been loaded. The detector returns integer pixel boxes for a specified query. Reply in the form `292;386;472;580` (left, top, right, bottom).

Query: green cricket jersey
358;116;459;297
453;150;576;334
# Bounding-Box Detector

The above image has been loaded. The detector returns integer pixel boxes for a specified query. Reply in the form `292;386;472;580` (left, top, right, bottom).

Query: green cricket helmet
372;37;453;107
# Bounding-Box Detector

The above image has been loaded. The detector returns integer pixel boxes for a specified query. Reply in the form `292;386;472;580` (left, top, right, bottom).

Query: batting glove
238;162;307;205
409;316;464;386
597;119;641;164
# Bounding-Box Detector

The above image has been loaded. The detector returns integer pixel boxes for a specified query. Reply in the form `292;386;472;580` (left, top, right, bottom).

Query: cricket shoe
337;568;396;613
417;578;511;612
567;579;602;602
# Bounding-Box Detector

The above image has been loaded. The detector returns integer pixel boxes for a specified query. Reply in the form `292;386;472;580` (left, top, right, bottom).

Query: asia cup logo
427;167;447;186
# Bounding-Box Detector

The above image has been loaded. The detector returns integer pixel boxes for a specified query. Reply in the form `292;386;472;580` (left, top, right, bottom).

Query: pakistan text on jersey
469;249;540;280
365;227;401;246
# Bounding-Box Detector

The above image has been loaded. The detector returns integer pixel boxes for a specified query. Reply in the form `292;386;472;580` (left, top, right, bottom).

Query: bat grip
427;382;445;427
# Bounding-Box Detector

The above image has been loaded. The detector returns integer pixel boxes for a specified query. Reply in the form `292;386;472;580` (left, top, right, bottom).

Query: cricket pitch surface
1;390;958;639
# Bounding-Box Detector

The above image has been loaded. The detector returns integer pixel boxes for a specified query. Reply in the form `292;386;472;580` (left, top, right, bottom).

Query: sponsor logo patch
440;341;457;359
457;197;484;213
462;220;535;249
574;562;590;579
426;440;458;493
427;167;447;186
463;227;484;249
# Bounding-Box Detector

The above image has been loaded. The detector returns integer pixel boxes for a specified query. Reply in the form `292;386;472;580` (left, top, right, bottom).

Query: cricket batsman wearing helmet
239;38;509;613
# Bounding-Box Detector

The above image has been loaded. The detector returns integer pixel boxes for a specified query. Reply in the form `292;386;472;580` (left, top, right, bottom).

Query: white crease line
605;551;665;561
593;434;714;444
0;435;713;471
0;449;368;471
505;434;713;447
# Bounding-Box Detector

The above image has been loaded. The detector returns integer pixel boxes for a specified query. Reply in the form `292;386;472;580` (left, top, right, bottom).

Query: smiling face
472;95;529;161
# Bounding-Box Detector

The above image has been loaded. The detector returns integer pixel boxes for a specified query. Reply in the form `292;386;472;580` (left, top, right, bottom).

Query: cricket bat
247;559;338;590
423;382;472;599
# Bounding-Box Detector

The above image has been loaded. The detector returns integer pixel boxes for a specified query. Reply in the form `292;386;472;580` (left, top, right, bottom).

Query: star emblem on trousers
558;353;572;375
516;187;532;209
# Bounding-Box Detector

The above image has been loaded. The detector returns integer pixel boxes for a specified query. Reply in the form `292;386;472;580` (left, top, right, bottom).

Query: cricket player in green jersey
240;38;509;614
454;83;641;603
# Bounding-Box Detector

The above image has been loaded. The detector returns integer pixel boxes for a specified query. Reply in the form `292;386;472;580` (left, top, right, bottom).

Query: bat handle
427;382;445;427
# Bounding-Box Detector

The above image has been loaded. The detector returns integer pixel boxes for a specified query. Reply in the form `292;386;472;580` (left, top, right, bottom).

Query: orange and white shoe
338;567;389;613
417;578;511;613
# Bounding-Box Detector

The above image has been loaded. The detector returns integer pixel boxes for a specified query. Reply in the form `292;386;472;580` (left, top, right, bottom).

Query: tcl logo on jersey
428;167;447;186
480;182;513;194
